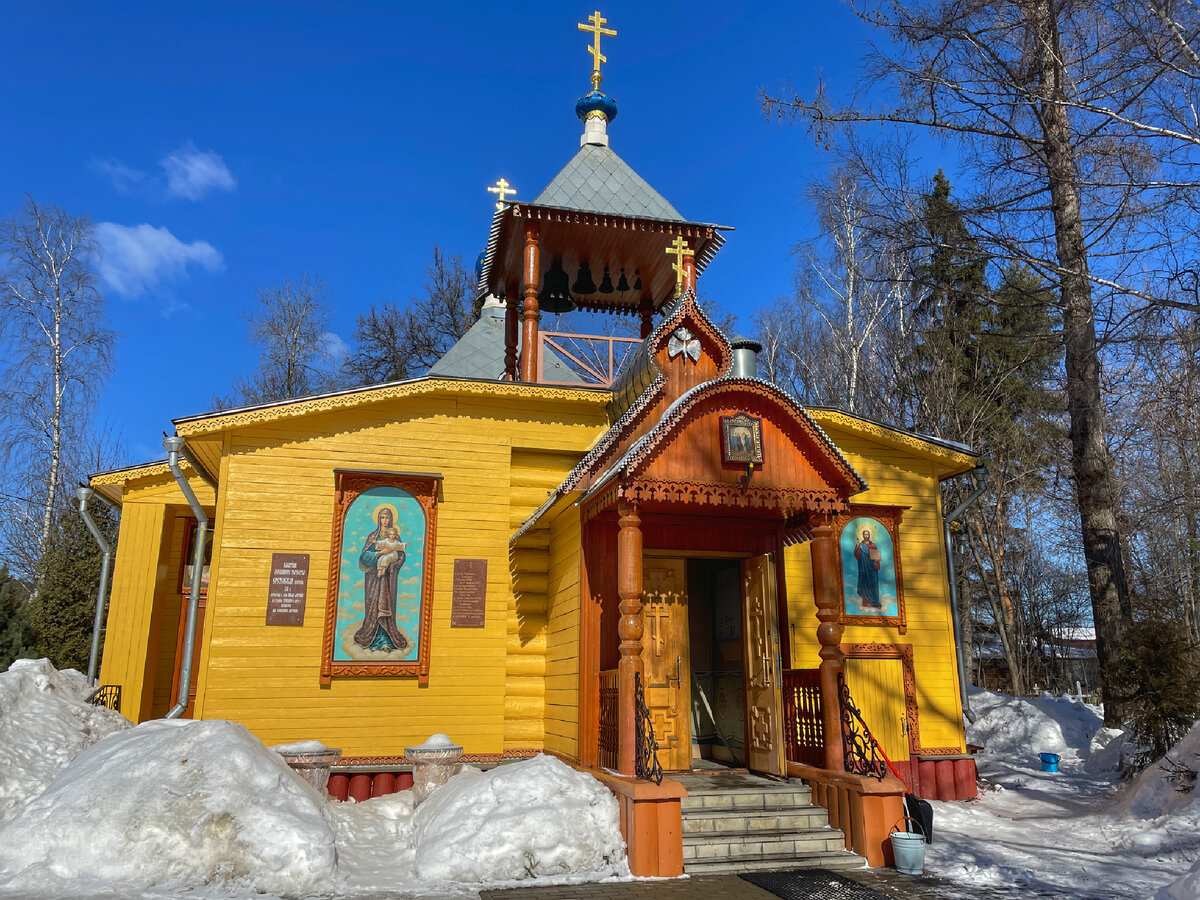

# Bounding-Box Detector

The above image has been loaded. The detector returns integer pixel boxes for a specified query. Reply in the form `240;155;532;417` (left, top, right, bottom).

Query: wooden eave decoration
485;204;723;313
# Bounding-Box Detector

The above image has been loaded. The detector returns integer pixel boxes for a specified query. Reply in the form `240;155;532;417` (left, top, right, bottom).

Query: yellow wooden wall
181;389;607;757
98;472;214;722
784;424;966;753
544;505;582;759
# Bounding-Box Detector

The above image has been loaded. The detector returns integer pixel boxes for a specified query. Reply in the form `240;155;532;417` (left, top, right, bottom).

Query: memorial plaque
266;553;309;625
451;558;487;627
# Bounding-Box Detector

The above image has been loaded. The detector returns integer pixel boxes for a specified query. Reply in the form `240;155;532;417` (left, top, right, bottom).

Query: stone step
683;848;864;875
682;806;831;835
680;785;813;812
682;827;848;862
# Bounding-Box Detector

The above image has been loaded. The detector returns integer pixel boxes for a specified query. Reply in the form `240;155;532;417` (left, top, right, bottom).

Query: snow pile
413;755;627;883
0;658;131;823
922;688;1200;898
966;686;1104;765
0;719;338;897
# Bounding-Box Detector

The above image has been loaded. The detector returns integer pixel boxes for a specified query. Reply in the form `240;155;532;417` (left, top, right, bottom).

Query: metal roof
426;304;585;383
533;144;685;222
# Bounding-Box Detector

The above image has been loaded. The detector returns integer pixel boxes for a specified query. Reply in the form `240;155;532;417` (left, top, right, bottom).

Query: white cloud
95;222;223;298
89;158;147;193
161;141;236;200
323;331;350;363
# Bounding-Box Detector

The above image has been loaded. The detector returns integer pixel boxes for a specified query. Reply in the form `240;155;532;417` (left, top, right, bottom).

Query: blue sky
1;2;892;466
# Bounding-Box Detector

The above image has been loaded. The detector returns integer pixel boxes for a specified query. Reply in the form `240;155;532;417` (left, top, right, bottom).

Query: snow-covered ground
9;659;1200;898
925;687;1200;899
0;660;628;898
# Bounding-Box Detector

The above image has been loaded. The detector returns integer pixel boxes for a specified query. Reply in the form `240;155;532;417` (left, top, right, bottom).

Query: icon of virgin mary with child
353;504;411;651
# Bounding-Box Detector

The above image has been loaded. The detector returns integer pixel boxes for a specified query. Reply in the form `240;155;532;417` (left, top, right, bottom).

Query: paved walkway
481;869;1071;899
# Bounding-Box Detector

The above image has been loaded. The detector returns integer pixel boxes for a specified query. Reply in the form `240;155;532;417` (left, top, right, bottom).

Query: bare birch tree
0;197;113;583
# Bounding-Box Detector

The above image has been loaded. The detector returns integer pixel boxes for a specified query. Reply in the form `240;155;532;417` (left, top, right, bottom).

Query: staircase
675;771;864;874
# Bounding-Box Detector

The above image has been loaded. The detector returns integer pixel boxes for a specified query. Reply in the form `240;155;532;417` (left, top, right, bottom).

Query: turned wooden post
810;513;846;772
682;252;696;295
639;296;653;339
617;499;645;777
520;221;541;382
504;294;518;380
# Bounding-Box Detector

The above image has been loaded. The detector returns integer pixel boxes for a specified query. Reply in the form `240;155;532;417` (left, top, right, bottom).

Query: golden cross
578;10;616;89
487;178;517;210
665;235;690;298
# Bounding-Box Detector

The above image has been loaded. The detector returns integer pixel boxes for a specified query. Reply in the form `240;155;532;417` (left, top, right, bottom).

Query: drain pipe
945;465;988;723
76;486;113;687
164;435;210;719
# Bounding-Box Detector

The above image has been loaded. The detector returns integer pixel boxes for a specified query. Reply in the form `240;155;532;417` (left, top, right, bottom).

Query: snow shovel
877;744;934;844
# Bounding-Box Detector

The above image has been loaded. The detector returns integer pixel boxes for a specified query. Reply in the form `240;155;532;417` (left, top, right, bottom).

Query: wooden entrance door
742;553;786;776
844;657;910;779
641;558;692;771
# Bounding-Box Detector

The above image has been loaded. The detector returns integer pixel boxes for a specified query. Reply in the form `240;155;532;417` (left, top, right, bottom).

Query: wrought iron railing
634;671;664;785
87;684;122;712
837;671;888;780
598;669;619;770
782;668;824;767
539;332;641;387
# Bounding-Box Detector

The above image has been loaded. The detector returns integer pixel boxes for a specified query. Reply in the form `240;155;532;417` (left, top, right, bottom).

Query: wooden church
88;12;982;875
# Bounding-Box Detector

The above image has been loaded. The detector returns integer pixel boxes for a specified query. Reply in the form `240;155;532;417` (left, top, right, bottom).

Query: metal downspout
76;487;113;687
945;465;988;723
164;435;211;719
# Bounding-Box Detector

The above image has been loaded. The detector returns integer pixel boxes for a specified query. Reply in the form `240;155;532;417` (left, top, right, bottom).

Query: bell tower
475;11;732;382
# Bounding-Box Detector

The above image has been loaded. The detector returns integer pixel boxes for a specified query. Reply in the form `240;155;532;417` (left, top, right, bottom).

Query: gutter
944;465;988;723
163;435;217;719
76;487;114;687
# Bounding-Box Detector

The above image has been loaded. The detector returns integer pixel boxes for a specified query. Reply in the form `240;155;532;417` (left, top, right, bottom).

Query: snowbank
966;686;1104;764
0;719;338;897
0;658;131;823
413;755;628;883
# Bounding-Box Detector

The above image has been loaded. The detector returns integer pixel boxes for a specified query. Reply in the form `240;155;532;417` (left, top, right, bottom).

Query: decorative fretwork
837;671;888;780
782;668;824;767
598;669;619;770
87;684;122;712
634;671;664;785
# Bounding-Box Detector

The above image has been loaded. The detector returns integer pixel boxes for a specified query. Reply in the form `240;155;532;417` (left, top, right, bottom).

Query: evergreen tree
0;564;33;669
29;501;117;672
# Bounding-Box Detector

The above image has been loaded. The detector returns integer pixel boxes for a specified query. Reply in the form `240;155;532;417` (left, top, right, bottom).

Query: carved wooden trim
336;748;541;768
835;505;908;632
320;470;440;685
510;204;717;241
174;379;607;436
808;409;978;470
618;477;847;515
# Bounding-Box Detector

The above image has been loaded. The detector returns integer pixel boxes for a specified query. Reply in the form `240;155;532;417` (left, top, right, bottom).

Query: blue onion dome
474;250;486;284
576;89;618;124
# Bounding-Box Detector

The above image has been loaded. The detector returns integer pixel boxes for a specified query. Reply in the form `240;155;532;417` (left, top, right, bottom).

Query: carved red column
682;252;696;295
520;221;541;382
504;295;518;380
809;512;845;772
617;499;644;777
639;296;653;338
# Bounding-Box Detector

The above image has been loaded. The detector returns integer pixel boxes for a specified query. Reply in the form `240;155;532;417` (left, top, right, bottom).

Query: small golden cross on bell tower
578;10;616;90
487;178;517;210
665;235;690;299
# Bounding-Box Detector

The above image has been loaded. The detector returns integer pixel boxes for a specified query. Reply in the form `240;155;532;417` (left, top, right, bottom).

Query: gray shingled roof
427;305;586;383
533;144;685;221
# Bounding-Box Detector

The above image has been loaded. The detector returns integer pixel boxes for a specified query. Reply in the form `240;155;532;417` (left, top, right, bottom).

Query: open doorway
686;558;745;769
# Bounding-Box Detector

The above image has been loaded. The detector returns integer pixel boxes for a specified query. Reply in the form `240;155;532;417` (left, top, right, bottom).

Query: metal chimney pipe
730;336;762;379
76;486;112;687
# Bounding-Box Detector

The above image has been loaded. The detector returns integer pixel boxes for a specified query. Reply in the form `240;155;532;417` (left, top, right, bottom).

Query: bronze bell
617;267;630;292
598;265;615;294
539;259;575;313
572;261;597;295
